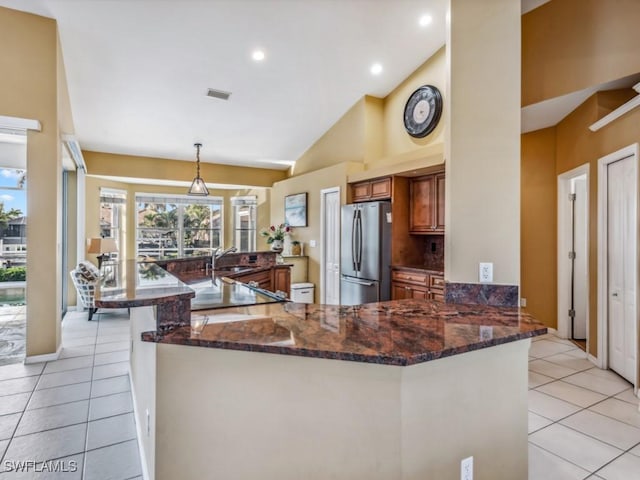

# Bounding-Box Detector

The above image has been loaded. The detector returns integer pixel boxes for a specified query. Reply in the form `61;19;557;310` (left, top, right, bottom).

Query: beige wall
522;0;640;106
381;47;446;163
152;337;529;480
293;48;447;178
292;99;368;176
521;128;557;327
271;162;364;296
445;0;521;285
84;150;286;188
0;7;67;357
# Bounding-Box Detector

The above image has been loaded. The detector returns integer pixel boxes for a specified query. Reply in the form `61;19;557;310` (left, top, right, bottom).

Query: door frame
320;186;341;304
319;187;342;304
557;163;590;344
597;143;639;389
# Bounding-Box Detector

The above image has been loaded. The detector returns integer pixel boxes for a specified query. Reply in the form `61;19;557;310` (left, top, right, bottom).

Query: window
136;194;223;259
231;196;257;252
99;189;126;260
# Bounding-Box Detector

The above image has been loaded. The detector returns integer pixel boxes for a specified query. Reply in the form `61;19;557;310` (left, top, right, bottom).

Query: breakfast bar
96;260;546;480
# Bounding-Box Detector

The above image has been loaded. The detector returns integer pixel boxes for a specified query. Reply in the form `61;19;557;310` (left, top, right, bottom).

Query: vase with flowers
259;223;291;252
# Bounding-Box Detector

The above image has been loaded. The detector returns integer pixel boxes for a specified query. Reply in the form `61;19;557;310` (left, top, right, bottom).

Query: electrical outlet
461;456;473;480
309;240;317;248
479;262;493;283
520;297;527;307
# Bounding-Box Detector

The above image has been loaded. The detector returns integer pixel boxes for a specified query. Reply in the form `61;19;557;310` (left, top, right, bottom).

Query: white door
572;176;588;339
322;188;341;304
607;156;637;383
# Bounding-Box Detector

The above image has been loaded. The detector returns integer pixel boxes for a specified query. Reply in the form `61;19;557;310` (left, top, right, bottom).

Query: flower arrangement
259;223;291;244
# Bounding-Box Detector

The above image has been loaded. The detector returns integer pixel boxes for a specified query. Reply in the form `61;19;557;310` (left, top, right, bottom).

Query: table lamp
87;237;118;269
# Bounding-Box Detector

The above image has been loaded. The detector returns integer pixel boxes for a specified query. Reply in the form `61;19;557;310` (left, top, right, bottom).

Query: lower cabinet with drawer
391;267;444;302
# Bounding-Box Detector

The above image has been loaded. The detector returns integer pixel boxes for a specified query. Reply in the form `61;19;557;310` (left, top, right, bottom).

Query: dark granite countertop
142;299;547;366
94;260;285;310
95;260;196;308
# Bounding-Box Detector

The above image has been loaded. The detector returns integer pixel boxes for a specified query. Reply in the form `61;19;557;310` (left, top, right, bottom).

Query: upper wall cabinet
351;177;392;203
409;172;445;234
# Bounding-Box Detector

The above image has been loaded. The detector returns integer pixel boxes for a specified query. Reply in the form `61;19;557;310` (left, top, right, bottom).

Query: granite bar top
141;299;547;366
95;260;196;308
94;260;285;311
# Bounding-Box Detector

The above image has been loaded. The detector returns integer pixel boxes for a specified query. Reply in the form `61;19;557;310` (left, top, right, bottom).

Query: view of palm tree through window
0;166;27;365
136;194;223;259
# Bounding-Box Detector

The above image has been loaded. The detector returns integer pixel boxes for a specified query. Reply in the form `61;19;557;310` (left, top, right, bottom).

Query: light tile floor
529;333;640;479
1;309;640;479
0;309;142;479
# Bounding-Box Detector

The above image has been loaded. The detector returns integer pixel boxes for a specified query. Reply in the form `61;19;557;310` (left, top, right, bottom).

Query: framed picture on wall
284;192;307;227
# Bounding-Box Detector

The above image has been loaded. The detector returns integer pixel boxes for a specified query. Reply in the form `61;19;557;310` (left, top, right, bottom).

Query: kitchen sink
214;266;254;274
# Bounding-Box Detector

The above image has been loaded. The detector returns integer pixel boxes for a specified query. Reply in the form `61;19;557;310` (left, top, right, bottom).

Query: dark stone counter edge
95;291;195;309
140;326;547;367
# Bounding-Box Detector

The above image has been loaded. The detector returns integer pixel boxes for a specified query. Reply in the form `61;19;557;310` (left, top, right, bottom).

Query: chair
70;261;100;321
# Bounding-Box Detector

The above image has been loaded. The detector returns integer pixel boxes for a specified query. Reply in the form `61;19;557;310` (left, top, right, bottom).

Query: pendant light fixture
187;143;209;196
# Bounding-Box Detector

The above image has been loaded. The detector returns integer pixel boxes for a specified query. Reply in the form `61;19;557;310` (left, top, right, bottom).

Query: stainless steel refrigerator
340;201;392;305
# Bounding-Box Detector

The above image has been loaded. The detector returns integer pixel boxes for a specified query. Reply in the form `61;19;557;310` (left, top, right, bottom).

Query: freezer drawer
340;275;379;305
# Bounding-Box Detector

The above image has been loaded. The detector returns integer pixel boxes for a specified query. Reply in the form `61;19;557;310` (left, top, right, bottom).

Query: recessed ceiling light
419;14;432;27
252;49;265;62
370;63;383;76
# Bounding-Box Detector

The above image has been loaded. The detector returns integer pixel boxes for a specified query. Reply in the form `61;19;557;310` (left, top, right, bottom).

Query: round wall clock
403;85;443;138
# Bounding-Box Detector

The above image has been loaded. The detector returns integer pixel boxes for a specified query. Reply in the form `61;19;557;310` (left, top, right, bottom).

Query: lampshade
87;237;118;254
187;143;209;196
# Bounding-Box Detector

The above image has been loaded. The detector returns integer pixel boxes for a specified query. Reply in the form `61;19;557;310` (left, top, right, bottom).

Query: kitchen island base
136;337;529;480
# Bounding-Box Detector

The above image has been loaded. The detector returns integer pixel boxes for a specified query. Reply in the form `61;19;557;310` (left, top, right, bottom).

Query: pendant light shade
187;143;209;196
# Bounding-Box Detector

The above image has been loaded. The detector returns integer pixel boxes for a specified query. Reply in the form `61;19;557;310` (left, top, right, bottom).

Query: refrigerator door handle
341;276;375;287
351;209;357;271
356;209;363;271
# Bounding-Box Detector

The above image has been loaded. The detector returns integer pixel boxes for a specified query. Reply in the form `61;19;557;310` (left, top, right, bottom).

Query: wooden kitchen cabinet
391;267;444;302
351;176;392;202
234;269;272;291
409;171;445;234
273;265;291;296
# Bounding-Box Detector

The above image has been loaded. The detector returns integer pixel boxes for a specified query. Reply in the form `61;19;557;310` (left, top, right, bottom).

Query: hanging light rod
187;143;209;196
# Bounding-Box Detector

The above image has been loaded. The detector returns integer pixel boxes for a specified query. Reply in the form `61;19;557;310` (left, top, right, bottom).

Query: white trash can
290;283;314;304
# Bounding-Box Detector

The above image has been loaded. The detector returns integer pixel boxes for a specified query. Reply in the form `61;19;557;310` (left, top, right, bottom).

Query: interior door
572;176;588;339
607;156;637;384
323;189;340;305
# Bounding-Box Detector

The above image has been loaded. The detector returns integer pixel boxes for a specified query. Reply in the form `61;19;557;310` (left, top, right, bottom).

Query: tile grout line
82;315;100;480
528;337;640;478
0;367;41;468
528;442;594;475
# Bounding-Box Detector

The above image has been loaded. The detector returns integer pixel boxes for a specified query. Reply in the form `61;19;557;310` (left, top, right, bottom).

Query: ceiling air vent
206;88;232;101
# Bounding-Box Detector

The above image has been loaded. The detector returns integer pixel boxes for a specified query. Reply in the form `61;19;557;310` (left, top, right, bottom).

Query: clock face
403;85;443;138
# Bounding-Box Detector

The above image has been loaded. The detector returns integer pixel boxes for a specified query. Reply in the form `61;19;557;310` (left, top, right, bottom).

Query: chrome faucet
211;246;237;271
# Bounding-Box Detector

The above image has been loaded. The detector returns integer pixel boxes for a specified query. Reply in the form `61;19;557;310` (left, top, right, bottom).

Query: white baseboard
587;353;603;368
129;366;151;480
25;344;62;364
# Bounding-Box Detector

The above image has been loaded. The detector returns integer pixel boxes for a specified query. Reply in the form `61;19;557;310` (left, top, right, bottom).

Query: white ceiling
0;0;448;170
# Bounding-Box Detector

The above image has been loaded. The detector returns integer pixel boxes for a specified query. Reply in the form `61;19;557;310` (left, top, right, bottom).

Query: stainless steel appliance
340;201;392;305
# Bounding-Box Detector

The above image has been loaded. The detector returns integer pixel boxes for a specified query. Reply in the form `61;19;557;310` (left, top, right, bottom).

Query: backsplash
422;236;444;271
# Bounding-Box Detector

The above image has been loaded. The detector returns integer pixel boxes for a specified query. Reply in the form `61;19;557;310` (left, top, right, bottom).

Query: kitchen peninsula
96;258;546;480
